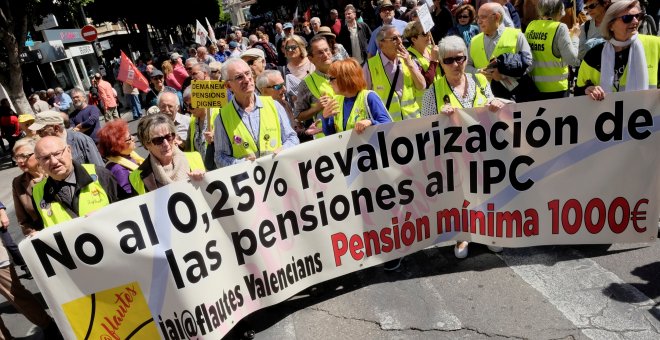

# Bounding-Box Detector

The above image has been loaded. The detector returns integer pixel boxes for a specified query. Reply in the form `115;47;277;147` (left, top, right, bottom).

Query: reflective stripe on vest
470;28;520;69
304;72;335;139
219;96;282;159
32;164;110;228
526;20;568;92
433;74;490;110
187;108;221;152
367;54;420;121
129;152;206;195
334;90;370;132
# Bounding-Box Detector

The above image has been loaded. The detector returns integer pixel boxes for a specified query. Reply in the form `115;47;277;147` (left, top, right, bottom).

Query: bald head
478;3;505;35
35;136;73;180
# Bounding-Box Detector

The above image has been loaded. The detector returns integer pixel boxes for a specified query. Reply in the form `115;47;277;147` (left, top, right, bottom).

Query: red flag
304;8;311;22
116;51;150;93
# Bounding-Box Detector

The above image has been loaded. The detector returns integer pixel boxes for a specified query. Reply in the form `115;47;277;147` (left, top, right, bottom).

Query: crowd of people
0;0;658;338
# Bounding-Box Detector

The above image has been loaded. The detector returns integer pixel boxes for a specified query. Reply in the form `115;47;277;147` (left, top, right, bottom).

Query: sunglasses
267;83;285;90
328;76;337;82
617;13;644;24
458;15;470;19
285;45;299;51
584;2;599;10
150;132;176;146
442;55;467;65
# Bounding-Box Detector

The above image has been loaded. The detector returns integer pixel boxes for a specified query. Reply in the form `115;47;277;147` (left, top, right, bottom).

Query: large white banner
20;90;660;339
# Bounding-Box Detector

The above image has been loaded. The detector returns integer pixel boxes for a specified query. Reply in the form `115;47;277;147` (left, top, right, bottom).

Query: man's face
379;28;402;58
284;27;293;37
158;93;180;118
236;30;242;39
190;65;209;81
477;6;499;34
380;6;395;23
275;24;283;34
151;75;165;90
35;138;72;180
37;125;58;138
218;39;227;49
310;39;333;71
330;12;337;20
71;92;87;110
225;62;255;96
345;10;356;22
185;60;198;76
311;21;320;32
262;73;286;101
245;57;266;76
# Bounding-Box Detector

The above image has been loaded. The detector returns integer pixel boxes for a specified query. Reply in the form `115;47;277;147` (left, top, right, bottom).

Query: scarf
600;33;648;93
106;151;145;171
149;147;190;186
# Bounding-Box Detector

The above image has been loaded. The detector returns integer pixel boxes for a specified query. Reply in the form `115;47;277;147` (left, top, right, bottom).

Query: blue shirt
214;94;299;168
367;19;409;57
322;91;392;135
57;93;73;111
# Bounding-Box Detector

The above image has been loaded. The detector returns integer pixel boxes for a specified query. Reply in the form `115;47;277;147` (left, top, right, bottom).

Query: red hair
328;58;367;94
97;119;129;157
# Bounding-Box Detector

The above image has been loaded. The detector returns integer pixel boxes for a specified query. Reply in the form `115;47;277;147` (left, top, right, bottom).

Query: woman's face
439;50;467;79
412;31;431;50
285;41;301;59
145;124;175;165
585;1;606;21
121;131;136;156
610;5;642;41
457;10;471;25
14;146;39;174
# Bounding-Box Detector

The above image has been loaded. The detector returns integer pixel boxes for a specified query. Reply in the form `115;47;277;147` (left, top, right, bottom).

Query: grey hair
55;87;64;94
193;62;211;76
310;17;321;25
537;0;565;18
185;58;198;67
182;86;192;101
248;34;258;44
156;91;180;110
491;3;507;24
438;35;468;60
406;0;417;8
69;87;87;102
377;24;397;42
255;70;281;91
137;113;176;146
221;58;250;81
601;0;639;40
13;136;40;155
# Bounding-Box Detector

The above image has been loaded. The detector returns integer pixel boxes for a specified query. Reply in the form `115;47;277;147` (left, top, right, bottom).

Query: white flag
293;6;298;22
195;19;208;45
205;17;217;44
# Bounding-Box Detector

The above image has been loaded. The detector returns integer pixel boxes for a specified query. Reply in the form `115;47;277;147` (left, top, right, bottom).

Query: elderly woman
577;0;660;100
11;137;44;237
524;0;581;100
320;58;392;135
578;0;611;59
283;35;315;80
129;114;205;194
97;120;144;198
422;35;506;258
447;4;480;46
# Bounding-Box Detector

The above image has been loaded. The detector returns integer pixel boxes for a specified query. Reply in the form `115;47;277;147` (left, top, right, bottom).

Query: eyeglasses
150;132;176;146
458;15;471;19
584;2;600;10
617;13;644;24
285;45;298;51
382;35;402;42
151;76;164;81
267;83;285;90
125;135;135;144
210;69;219;74
230;70;253;82
36;146;67;163
185;67;193;71
328;77;337;82
12;152;33;162
380;7;394;12
442;55;467;65
246;59;261;66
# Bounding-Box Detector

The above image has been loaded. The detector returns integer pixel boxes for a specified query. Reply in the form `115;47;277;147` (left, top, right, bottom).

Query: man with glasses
32;136;119;228
364;25;426;121
294;36;336;139
69;87;101;143
240;48;267;87
145;69;184;110
367;0;409;57
467;2;536;102
214;58;299;168
256;70;297;129
157;91;190;150
29;111;104;167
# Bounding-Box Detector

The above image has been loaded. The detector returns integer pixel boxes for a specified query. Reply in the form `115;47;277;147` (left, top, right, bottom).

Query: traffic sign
81;25;98;42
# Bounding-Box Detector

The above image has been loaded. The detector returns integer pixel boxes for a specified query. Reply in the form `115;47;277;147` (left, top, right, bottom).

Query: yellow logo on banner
62;281;160;340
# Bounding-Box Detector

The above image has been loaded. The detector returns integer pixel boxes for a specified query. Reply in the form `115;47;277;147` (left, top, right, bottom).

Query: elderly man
294;36;336;139
29;93;49;114
182;57;199;91
467;2;536;102
32;136;119;227
157;91;190;150
29;111;104;167
94;73;119;121
257;70;297;127
367;0;409;57
69;87;101;143
52;87;72;113
364;25;425;121
240;48;267;86
214;58;299;168
196;46;215;65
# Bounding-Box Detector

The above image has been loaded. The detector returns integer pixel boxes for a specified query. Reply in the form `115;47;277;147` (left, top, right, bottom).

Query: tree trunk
0;0;31;114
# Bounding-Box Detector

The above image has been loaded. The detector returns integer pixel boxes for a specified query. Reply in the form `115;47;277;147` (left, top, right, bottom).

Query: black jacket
337;22;372;64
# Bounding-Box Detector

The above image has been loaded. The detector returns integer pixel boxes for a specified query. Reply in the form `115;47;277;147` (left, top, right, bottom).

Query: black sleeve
95;166;121;203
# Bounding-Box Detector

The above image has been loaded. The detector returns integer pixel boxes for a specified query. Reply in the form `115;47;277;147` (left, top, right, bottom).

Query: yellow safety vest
470;28;520;69
367;53;420;121
525;20;568;92
219;96;281;159
303;72;334;139
433;74;490;109
32;164;110;228
129;152;206;195
334;90;370;132
577;34;660;91
407;46;442;106
187;108;221;152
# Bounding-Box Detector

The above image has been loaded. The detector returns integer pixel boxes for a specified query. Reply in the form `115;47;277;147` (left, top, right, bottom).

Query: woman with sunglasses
404;20;442;87
11;136;45;238
525;0;581;100
129;114;205;194
447;4;481;46
578;0;611;59
422;35;506;258
576;0;660;100
97;120;144;199
282;35;315;81
320;58;392;135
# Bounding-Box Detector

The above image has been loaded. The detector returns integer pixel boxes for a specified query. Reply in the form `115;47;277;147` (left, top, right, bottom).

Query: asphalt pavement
0;111;659;340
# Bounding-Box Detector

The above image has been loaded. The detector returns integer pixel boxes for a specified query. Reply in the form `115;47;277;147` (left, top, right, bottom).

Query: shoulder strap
385;63;401;110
